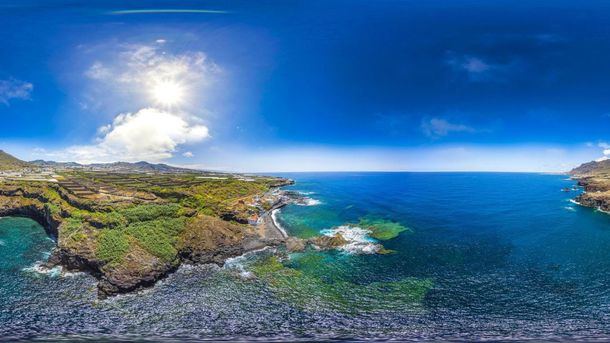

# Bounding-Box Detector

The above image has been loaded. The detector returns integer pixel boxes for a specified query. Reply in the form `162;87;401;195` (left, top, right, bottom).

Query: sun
151;80;185;106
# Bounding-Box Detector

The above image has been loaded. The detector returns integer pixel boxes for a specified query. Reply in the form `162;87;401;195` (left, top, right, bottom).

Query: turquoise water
3;172;610;340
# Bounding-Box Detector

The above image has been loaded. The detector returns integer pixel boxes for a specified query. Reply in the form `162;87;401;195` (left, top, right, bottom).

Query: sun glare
151;81;185;106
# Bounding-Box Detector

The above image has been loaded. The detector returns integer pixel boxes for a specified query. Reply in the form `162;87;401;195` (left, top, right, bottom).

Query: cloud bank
61;108;209;163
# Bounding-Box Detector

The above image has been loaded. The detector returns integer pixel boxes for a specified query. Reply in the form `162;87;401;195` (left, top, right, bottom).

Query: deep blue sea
3;172;610;341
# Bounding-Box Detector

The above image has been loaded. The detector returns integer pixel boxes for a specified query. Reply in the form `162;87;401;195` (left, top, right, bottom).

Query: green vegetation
0;167;290;295
89;205;189;264
96;230;130;265
119;203;183;223
0;173;276;264
124;217;186;262
357;218;411;240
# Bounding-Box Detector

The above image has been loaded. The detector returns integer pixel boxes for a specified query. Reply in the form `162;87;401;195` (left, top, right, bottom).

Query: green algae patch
249;253;432;313
357;218;411;240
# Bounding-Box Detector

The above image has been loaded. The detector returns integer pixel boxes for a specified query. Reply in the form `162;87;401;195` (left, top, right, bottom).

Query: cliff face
570;160;610;213
0;191;62;237
0;174;292;298
574;178;610;213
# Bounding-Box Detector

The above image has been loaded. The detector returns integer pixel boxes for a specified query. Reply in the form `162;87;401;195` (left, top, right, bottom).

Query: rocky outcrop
179;215;270;265
574;178;610;213
97;246;177;297
570;159;610;213
284;234;348;253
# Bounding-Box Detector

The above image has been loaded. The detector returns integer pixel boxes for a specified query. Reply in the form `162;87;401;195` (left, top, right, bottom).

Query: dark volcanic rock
309;234;348;250
285;237;306;252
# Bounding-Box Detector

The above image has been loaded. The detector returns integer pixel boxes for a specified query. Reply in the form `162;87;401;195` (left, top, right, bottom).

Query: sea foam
224;246;275;278
321;225;382;255
22;262;62;277
300;197;322;206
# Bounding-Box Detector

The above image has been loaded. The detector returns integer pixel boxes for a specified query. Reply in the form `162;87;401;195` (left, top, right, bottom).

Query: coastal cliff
0;173;294;298
570;159;610;213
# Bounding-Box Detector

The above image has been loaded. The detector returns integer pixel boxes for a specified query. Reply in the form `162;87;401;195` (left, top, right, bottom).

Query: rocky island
570;159;610;213
0;150;294;297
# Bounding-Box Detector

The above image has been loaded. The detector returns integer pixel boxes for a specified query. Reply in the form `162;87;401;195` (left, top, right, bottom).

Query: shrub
119;204;182;223
96;229;130;264
124;217;186;262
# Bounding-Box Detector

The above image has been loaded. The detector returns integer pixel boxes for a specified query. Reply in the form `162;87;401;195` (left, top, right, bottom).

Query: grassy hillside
0;150;30;171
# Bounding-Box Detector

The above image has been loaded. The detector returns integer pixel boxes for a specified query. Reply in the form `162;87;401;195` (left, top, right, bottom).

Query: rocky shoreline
569;159;610;213
0;178;296;298
0;177;401;297
572;177;610;213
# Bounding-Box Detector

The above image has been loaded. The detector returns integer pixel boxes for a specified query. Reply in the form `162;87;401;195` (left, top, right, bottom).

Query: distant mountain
30;160;81;168
0;150;31;171
570;159;610;176
29;159;199;174
88;161;196;173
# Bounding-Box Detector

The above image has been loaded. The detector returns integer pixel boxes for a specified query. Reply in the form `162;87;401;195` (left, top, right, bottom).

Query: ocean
3;172;610;341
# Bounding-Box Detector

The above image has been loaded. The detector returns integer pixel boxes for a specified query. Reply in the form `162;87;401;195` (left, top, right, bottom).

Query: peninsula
0;150;293;297
570;159;610;213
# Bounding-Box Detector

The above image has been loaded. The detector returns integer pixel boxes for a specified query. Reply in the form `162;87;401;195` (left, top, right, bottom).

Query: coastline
258;190;290;241
0;175;297;298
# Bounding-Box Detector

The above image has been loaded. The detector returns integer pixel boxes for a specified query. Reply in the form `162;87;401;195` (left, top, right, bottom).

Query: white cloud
592;142;610;161
446;53;521;82
421;118;476;138
0;78;33;105
461;57;491;73
182;151;194;158
60;108;209;163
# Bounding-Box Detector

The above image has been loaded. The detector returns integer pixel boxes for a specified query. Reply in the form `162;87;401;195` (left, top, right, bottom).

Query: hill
570;159;610;177
570;158;610;214
0;150;31;171
30;159;198;174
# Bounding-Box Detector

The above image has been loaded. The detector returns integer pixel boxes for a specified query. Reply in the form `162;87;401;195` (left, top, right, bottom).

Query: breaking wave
22;262;62;277
299;197;322;206
320;225;382;255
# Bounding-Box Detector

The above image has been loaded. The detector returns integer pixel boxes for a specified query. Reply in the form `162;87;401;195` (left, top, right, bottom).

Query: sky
0;0;609;172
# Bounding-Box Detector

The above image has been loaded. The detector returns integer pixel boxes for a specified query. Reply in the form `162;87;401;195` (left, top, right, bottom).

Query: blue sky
0;0;609;172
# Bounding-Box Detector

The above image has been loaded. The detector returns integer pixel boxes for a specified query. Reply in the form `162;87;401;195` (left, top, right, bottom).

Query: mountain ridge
29;159;201;174
0;150;31;171
570;159;610;176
